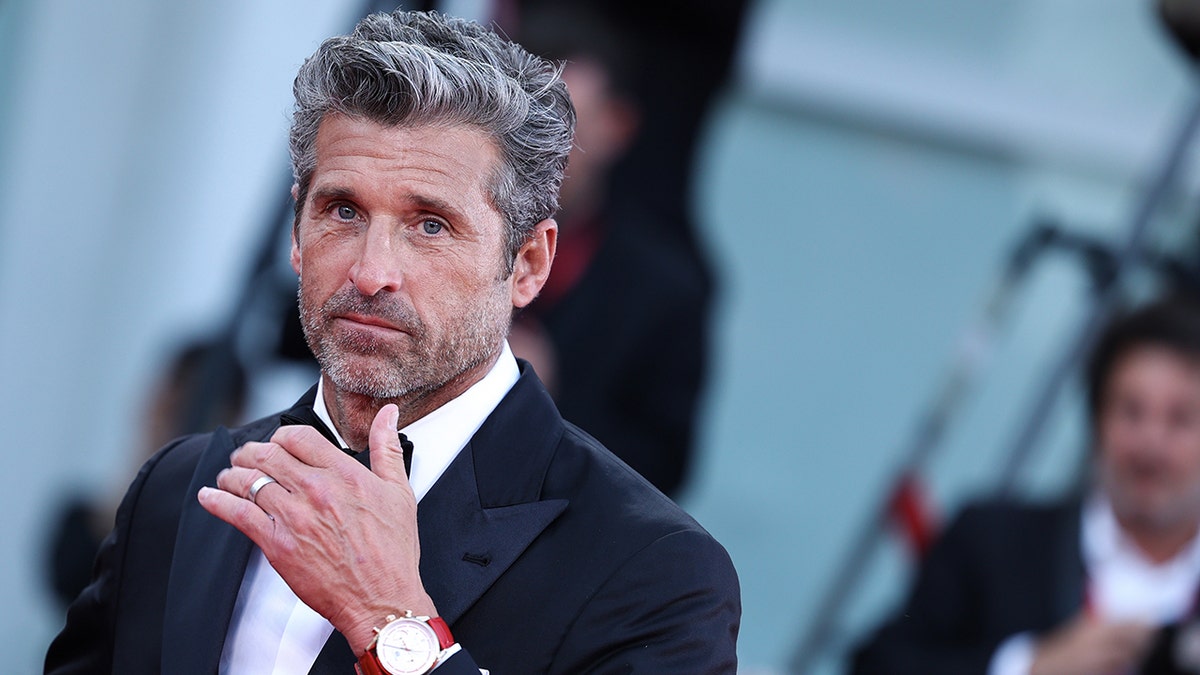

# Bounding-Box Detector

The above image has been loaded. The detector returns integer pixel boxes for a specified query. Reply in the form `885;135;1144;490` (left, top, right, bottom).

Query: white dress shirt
219;343;520;674
988;492;1200;675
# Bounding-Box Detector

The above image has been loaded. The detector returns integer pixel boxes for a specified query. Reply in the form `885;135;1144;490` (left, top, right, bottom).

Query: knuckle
231;499;255;523
298;469;324;494
258;442;281;464
267;536;299;563
310;483;336;511
273;424;312;447
230;444;251;467
269;425;295;444
297;471;339;511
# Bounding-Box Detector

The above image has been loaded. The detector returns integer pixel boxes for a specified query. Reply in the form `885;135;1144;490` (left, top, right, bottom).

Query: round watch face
376;617;440;674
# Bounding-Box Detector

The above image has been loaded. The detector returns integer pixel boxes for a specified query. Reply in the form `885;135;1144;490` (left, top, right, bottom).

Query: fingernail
390;404;400;430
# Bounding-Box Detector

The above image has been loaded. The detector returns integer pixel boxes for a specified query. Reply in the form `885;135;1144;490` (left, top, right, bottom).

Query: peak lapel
417;444;567;625
418;366;570;625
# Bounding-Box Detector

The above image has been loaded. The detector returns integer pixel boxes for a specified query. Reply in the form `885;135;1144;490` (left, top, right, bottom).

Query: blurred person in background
504;0;749;498
45;9;739;674
852;296;1200;675
44;338;246;609
507;4;715;499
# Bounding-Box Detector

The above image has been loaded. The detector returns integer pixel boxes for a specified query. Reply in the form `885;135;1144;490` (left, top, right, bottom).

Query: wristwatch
356;611;457;675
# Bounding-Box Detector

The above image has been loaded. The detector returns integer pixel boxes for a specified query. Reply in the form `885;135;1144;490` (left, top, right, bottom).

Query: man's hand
1030;612;1155;675
198;404;437;653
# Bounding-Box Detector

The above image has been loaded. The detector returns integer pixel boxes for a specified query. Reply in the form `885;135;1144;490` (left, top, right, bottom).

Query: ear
290;183;302;275
290;227;302;276
511;218;557;309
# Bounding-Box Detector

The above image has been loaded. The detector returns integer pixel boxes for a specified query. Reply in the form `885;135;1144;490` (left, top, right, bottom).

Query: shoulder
950;496;1078;533
541;419;737;587
934;495;1080;562
483;369;731;565
535;424;739;671
551;422;709;531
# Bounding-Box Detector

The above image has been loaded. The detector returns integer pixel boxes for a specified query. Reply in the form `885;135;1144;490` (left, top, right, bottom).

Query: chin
332;375;415;400
1123;497;1192;530
322;356;404;397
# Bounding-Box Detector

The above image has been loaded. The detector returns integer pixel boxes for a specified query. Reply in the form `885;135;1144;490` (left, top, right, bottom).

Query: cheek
437;251;506;295
420;264;511;326
1171;436;1200;475
1097;423;1131;462
299;242;353;289
1095;433;1143;482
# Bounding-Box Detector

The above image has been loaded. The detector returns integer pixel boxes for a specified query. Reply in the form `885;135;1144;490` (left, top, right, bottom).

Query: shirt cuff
988;632;1035;675
430;642;462;670
428;643;490;674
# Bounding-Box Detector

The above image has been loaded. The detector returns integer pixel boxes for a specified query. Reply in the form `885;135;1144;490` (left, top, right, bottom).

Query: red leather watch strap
428;616;455;650
356;653;385;675
355;615;455;675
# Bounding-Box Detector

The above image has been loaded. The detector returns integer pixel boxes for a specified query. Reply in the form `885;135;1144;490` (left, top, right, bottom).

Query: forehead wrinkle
311;119;501;228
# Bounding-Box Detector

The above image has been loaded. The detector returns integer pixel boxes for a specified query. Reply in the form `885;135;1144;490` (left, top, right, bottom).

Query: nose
348;222;403;296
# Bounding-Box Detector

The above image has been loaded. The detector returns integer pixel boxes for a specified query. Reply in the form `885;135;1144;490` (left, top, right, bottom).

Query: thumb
369;404;409;484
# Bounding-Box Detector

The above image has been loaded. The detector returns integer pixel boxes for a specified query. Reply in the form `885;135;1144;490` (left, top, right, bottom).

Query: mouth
335;313;406;334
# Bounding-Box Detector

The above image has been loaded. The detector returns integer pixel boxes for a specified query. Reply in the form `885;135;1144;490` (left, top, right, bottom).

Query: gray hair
289;10;575;271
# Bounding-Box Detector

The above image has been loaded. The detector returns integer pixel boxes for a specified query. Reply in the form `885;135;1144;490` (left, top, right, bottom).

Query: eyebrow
308;185;357;205
409;194;466;222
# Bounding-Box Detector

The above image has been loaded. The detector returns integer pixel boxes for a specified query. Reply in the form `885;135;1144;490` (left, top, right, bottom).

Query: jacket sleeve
547;528;741;674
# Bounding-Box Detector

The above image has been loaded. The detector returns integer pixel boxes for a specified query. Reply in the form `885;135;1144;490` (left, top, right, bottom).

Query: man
45;10;740;674
851;296;1200;674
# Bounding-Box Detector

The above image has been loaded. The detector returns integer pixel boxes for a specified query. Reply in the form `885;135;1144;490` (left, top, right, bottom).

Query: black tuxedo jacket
850;499;1085;675
46;364;740;674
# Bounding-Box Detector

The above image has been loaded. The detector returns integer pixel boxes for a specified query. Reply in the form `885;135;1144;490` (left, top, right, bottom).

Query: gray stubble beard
297;283;512;401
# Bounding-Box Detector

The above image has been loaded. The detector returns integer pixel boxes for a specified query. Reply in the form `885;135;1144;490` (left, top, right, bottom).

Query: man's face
1097;345;1200;533
292;115;518;400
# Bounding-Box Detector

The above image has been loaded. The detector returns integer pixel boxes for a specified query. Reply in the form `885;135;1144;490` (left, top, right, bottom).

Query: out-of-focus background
4;0;1200;673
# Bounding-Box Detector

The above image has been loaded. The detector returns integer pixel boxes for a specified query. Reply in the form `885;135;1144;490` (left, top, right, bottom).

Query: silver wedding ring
248;475;277;504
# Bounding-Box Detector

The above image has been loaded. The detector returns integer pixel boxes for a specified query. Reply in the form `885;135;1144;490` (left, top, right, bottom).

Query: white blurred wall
0;1;356;669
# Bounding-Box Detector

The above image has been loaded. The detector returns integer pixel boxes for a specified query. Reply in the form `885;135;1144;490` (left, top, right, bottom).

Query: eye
335;204;358;221
422;219;444;235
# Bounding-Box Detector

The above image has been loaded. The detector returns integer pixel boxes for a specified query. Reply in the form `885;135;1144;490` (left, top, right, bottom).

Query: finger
368;404;408;484
268;424;348;469
229;442;306;490
215;465;265;496
198;485;276;543
1117;623;1157;653
215;466;288;507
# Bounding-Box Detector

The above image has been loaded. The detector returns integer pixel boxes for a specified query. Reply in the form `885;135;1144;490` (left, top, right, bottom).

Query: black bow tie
279;410;413;477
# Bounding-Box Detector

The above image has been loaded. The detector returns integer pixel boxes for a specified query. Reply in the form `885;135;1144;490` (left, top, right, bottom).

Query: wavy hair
290;10;575;271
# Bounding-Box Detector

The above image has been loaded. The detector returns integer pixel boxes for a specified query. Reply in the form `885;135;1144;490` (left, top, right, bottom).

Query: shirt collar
1082;492;1123;566
312;341;520;502
1081;490;1200;622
